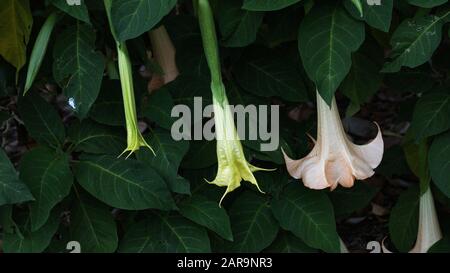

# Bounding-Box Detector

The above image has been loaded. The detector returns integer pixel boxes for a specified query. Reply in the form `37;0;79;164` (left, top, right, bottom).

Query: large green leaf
0;0;32;72
341;51;383;110
344;0;393;32
18;92;65;149
68;119;126;155
329;182;379;217
141;90;176;130
298;1;365;104
53;23;104;119
234;49;308;102
74;155;175;210
429;131;450;198
0;149;33;206
50;0;90;23
19;147;72;231
242;0;301;11
89;80;125;126
3;212;59;253
217;0;264;47
265;231;317;253
111;0;177;41
271;184;340;253
389;185;420;252
70;192;118;253
137;129;190;194
410;92;450;140
181;140;217;169
118;214;211;253
224;192;279;252
179;195;233;241
382;12;450;73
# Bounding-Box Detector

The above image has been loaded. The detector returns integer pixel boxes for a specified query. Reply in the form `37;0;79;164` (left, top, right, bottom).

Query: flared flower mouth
283;92;384;190
206;95;273;206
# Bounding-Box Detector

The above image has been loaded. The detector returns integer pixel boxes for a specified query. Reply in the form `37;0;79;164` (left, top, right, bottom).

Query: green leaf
3;212;59;253
298;1;365;104
224;192;279;252
404;137;431;194
429;237;450;253
341;52;383;108
0;0;33;72
179;195;233;241
382;13;450;73
271;184;340;253
265;231;317;253
429;131;450;198
19;92;65;149
234;49;308;102
89;80;125;126
53;23;105;119
111;0;177;41
141;90;176;130
181;140;217;169
137;129;190;194
217;0;264;47
329;182;379;217
118;214;211;253
70;191;118;253
74;155;175;210
344;0;393;32
389;185;420;252
68;119;126;155
50;0;90;23
410;92;450;140
407;0;448;8
242;0;301;11
0;149;33;206
19;147;72;231
24;12;60;94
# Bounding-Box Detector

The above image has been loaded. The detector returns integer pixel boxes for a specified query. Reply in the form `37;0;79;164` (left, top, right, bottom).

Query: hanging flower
283;91;384;190
410;188;442;253
207;93;272;206
117;41;155;158
197;0;272;205
103;0;155;158
148;25;179;86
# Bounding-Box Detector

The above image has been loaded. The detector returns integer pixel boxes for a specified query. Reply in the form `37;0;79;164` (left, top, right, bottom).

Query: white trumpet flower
410;187;442;253
283;92;384;190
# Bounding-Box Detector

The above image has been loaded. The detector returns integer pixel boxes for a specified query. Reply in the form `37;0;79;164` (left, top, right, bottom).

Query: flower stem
197;0;226;104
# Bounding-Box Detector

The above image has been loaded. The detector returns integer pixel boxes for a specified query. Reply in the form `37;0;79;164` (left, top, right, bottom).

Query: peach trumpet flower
148;25;179;92
283;92;384;190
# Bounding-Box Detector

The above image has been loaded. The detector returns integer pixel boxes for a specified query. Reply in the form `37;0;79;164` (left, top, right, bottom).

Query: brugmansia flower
410;188;442;253
117;42;155;157
197;0;271;205
383;188;442;253
148;25;179;85
283;91;383;190
207;93;270;205
104;0;154;157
